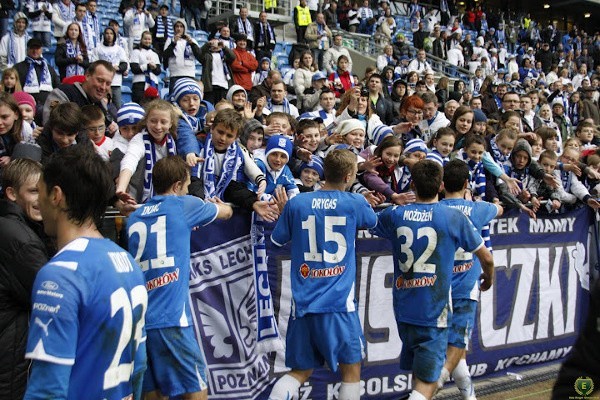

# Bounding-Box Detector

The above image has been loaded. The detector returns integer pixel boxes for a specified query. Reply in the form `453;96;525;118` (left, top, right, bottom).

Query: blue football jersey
371;203;484;328
26;238;147;399
127;195;218;329
271;190;377;318
442;199;499;301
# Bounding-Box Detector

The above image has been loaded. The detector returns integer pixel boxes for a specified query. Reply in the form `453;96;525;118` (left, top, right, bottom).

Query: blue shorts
286;312;365;372
397;322;447;383
143;327;208;396
447;298;478;349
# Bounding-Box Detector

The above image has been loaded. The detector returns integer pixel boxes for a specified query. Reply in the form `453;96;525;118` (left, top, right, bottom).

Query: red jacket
231;48;259;91
328;69;353;98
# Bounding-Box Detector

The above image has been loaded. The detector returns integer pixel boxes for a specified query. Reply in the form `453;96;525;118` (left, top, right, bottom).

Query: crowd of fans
0;0;600;397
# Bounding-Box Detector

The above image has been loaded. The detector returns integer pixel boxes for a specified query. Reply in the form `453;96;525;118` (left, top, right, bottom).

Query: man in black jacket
0;158;51;400
367;73;394;125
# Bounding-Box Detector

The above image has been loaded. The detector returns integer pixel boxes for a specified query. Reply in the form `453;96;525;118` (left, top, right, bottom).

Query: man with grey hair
323;33;352;75
444;99;460;121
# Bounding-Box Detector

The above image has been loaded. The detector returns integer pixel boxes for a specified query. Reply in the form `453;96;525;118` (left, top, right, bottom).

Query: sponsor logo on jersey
453;261;473;273
299;264;346;279
41;281;59;290
395;274;437;289
145;268;179;291
33;302;61;313
300;263;310;279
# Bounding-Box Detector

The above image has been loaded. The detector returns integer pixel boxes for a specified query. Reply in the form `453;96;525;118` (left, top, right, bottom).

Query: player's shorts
285;311;365;372
447;298;478;349
397;322;447;383
143;326;208;397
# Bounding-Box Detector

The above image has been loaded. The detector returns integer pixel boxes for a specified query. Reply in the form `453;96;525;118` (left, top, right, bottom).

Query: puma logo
34;317;53;336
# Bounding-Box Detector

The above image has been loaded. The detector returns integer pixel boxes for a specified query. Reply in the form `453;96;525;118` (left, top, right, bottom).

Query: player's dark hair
411;160;442;200
324;149;356;183
48;102;83;134
2;158;42;194
443;159;470;193
42;145;114;227
152;155;189;194
212;108;245;137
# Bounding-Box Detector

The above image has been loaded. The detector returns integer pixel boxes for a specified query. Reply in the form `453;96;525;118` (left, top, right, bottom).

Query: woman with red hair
393;94;425;145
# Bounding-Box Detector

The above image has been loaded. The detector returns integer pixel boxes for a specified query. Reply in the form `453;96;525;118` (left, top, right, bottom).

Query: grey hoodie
499;139;545;207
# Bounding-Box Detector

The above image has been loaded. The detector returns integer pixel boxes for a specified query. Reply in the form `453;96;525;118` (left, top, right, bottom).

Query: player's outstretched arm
206;197;234;220
474;245;494;292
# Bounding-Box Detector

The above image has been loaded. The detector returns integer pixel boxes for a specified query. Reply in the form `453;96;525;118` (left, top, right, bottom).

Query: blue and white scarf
560;169;571;192
8;31;29;66
489;137;511;171
250;212;283;354
142;130;176;203
84;12;100;48
58;0;75;22
237;17;253;37
65;40;85;77
23;56;53;94
397;165;412;193
202;133;244;199
219;49;232;80
266;98;290;114
457;148;486;198
155;16;174;39
257;22;275;47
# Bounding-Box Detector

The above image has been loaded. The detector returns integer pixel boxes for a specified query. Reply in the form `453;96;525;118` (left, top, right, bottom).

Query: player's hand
116;191;137;205
363;191;385;207
115;199;140;217
479;271;493;291
391;191;416;205
253;200;279;222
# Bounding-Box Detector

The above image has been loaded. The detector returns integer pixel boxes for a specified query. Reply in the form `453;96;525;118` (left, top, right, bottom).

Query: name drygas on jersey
271;191;377;318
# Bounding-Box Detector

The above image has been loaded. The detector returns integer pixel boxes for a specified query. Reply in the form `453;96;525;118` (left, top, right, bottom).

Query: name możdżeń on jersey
402;209;433;222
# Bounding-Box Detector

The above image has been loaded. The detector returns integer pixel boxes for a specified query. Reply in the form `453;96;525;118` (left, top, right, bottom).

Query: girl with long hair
55;22;89;81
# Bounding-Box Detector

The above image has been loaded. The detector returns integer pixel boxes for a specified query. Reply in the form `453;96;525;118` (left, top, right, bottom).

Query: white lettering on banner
213;354;270;391
470;363;488;377
190;235;252;283
328;374;412;399
494;347;572;371
528;217;576;233
480;244;582;348
357;230;375;239
299;382;313;400
189;233;273;399
488;217;519;234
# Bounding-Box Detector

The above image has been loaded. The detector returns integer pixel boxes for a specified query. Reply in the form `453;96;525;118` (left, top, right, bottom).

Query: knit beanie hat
403;138;427;154
371;124;393;146
473;108;488;123
335;119;365;136
265;135;293;159
117;102;145;127
298;155;325;179
171;78;203;105
12;91;36;110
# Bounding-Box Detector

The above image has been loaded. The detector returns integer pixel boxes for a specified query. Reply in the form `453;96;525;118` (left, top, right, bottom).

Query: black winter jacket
0;200;49;400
